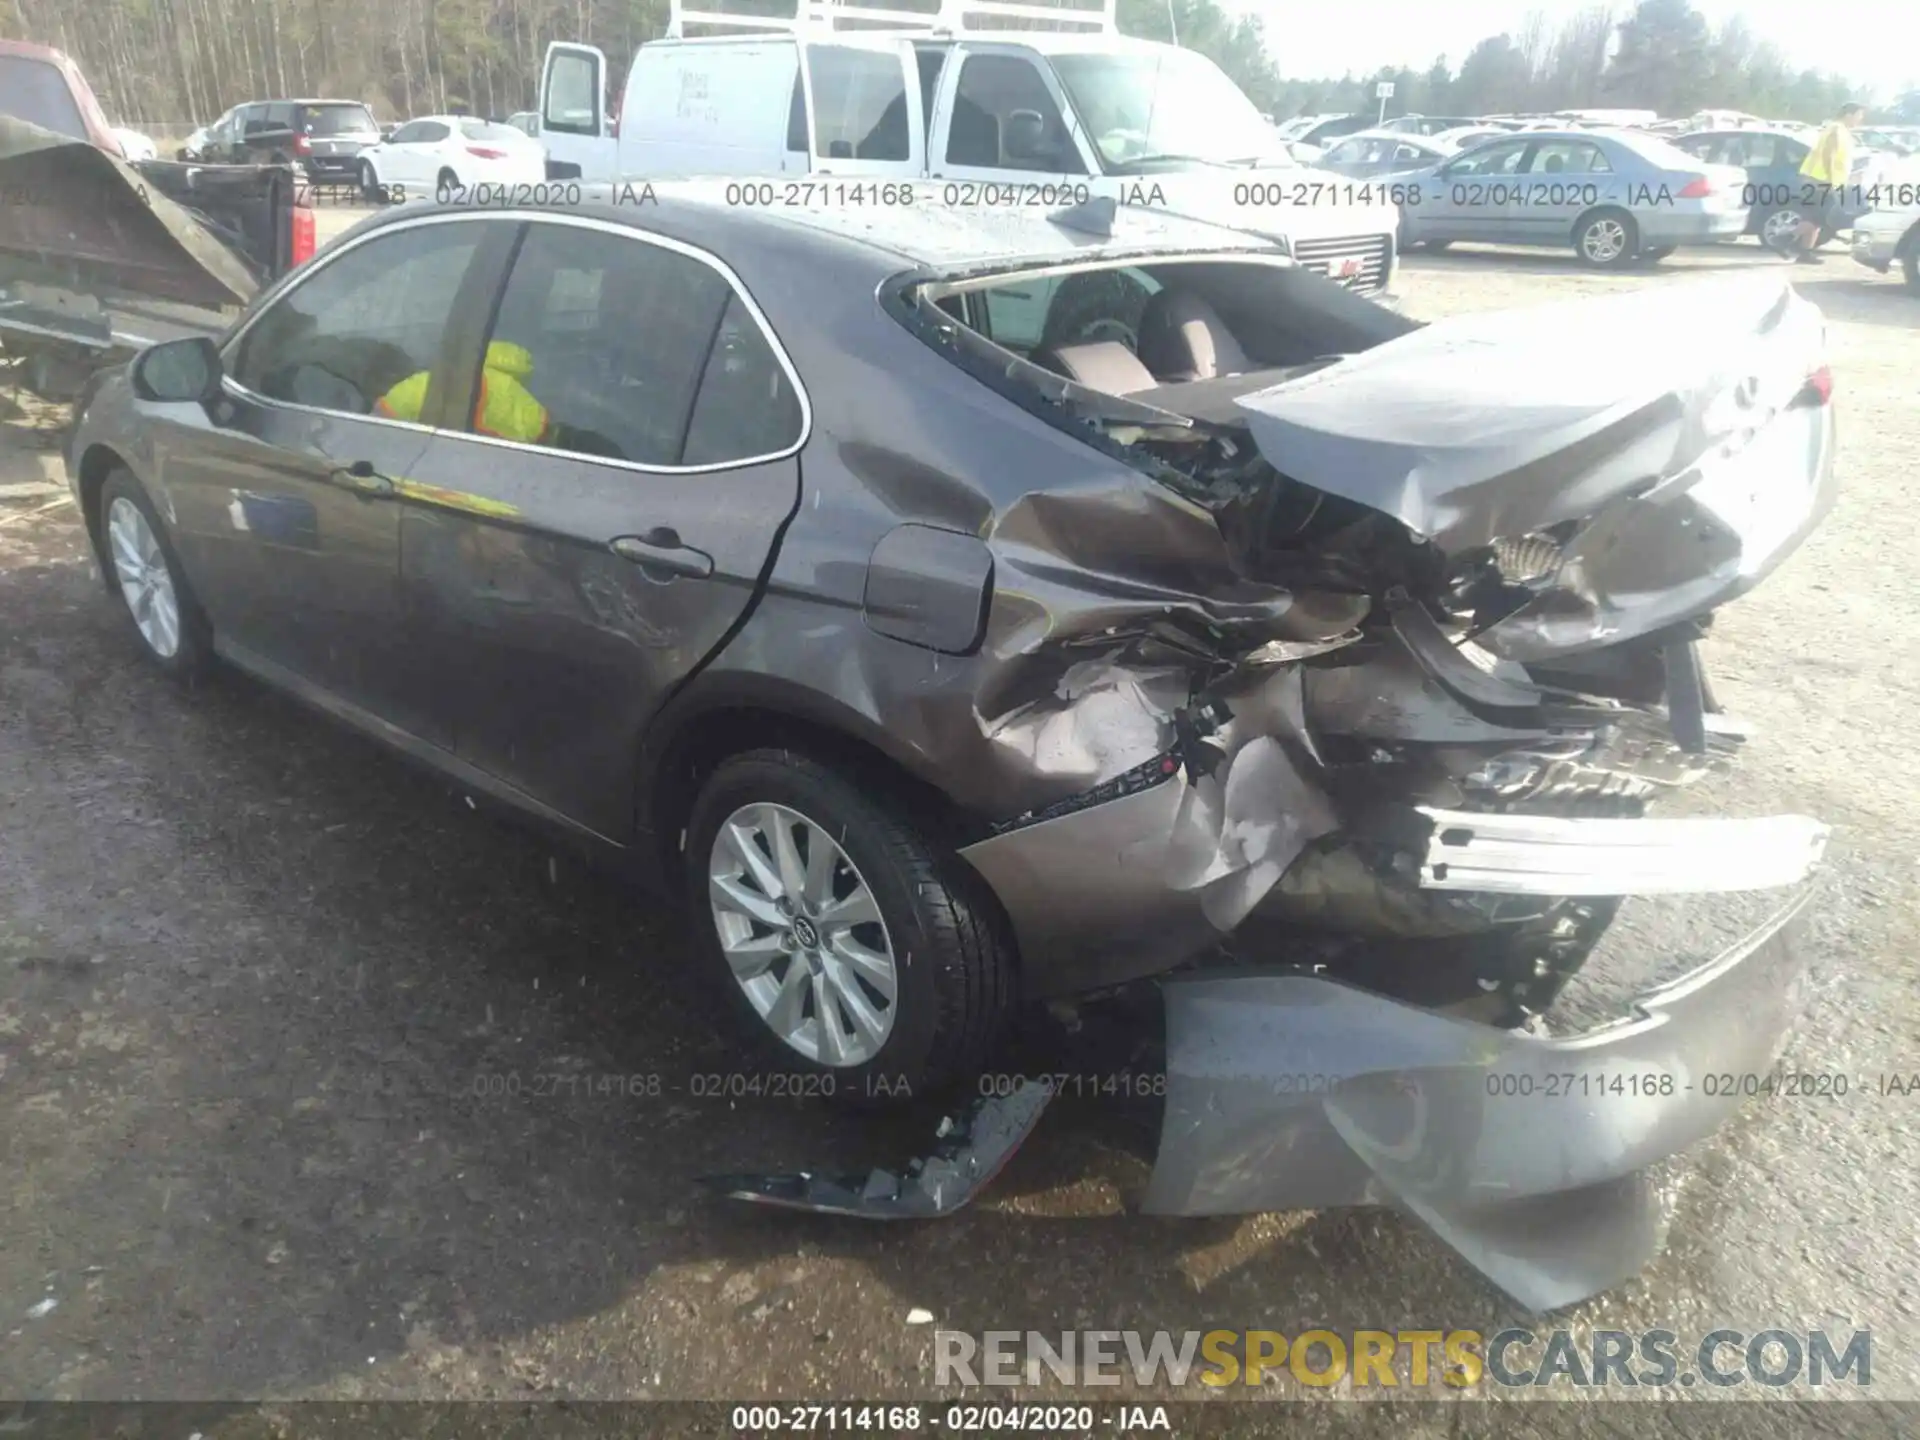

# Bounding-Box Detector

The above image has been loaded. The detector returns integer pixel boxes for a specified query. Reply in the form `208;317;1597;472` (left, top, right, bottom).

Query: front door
799;36;925;178
1422;136;1534;244
926;43;1094;190
395;217;806;838
539;42;616;182
153;217;494;743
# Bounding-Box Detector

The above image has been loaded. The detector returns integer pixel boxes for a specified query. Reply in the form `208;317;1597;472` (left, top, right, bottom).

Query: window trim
218;209;813;476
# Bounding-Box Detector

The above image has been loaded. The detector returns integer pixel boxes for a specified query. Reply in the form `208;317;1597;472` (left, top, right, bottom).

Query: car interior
922;257;1414;424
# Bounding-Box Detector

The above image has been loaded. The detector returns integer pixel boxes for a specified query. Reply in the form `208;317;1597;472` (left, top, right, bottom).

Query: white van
535;0;1401;295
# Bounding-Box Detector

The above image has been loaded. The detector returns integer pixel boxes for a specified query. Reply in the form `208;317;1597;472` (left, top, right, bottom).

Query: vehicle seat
1543;154;1565;172
1137;290;1253;382
1031;340;1157;395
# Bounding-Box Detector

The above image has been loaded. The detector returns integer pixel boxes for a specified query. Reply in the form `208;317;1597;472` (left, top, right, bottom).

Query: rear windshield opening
305;104;378;136
0;56;89;141
901;256;1412;418
458;120;524;143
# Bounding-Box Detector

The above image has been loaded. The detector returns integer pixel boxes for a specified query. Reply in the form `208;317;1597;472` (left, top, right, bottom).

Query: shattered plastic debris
24;1298;56;1319
699;1078;1054;1218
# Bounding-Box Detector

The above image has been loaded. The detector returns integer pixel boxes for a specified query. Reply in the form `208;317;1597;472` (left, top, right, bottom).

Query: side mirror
131;337;224;405
1003;109;1051;162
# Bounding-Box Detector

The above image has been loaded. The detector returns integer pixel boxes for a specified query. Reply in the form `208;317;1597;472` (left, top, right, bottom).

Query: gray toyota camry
64;186;1837;1307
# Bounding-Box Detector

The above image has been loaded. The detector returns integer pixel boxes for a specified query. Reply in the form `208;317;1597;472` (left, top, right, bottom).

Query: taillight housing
1677;175;1712;199
1795;363;1833;407
466;145;508;160
291;205;317;268
293;132;311;156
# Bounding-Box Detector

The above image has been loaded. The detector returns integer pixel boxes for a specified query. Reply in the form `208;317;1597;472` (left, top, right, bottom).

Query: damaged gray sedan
65;189;1835;1309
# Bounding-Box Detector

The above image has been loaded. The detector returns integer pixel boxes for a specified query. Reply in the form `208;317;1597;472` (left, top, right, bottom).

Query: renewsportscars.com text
935;1327;1872;1389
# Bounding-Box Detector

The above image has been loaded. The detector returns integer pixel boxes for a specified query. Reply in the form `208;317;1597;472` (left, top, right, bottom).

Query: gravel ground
2;220;1917;1421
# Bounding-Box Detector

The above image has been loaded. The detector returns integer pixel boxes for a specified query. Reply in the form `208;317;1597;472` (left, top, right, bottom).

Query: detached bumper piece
1142;892;1816;1311
697;1078;1054;1218
1417;808;1830;896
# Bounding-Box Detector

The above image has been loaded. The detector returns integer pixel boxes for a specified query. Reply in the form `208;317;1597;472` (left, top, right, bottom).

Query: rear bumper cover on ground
1143;888;1816;1310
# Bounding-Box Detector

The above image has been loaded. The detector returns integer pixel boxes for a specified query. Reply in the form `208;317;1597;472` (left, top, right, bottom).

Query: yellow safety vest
1800;122;1852;186
375;340;551;444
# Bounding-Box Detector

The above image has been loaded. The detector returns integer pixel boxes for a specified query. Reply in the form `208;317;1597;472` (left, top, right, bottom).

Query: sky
1209;0;1916;101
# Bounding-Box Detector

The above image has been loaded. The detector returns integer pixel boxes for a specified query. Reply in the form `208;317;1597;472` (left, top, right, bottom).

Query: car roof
1328;129;1448;149
359;185;1282;277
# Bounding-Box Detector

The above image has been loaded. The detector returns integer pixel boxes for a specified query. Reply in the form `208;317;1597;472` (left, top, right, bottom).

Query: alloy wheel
1582;217;1628;264
1761;208;1800;249
707;802;899;1066
107;496;181;659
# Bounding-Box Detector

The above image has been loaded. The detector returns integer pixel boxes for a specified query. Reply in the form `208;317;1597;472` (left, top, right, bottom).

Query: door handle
610;528;714;579
328;459;394;498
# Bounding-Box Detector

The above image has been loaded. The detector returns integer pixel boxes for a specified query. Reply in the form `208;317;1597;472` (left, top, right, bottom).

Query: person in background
1781;101;1865;264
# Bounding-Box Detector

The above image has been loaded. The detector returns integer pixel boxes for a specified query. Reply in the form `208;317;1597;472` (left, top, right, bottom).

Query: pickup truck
0;44;315;400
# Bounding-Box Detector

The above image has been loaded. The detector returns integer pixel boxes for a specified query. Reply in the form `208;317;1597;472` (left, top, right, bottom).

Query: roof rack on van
666;0;1117;38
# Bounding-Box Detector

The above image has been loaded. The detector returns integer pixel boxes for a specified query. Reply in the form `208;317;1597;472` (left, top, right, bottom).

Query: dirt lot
3;219;1918;1418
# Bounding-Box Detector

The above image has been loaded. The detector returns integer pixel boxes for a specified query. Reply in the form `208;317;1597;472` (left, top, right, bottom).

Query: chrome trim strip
217;207;814;476
1416;807;1831;896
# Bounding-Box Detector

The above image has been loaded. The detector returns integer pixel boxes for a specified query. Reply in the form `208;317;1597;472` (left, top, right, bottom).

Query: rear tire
1902;232;1920;294
685;750;1017;1105
98;470;211;681
1574;207;1638;269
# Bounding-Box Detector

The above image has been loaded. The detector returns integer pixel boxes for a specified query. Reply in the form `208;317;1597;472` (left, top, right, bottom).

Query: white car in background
111;126;157;160
1851;158;1920;293
356;115;545;198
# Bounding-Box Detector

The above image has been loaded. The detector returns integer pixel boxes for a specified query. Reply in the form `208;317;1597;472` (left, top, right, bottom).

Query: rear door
395;216;807;837
799;35;925;177
539;41;616;181
1426;136;1534;243
927;44;1091;186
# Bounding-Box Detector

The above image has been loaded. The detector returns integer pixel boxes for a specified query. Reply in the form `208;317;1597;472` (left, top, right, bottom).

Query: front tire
99;470;211;680
686;750;1016;1103
1639;244;1676;263
1574;208;1638;269
359;158;383;203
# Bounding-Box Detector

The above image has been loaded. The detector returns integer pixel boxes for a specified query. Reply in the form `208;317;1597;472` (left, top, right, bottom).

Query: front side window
806;46;909;161
474;223;798;467
544;52;601;135
228;223;483;417
1051;49;1281;171
0;56;88;140
946;54;1081;173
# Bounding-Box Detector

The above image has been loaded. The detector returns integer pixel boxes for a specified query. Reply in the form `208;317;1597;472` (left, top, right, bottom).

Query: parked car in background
0;40;124;154
1850;168;1920;291
176;124;211;160
358;116;546;197
1670;127;1876;249
1395;128;1749;268
1375;114;1479;137
1314;129;1455;179
1857;126;1920;157
198;99;382;181
1277;113;1374;156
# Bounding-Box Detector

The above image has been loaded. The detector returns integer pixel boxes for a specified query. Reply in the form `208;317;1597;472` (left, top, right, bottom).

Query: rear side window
0;56;88;140
807;47;909;161
305;103;378;136
475;223;793;467
682;295;805;466
228;224;484;416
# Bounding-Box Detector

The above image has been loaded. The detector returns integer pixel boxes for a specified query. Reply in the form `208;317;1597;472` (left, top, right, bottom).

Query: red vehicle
0;39;125;155
0;39;316;399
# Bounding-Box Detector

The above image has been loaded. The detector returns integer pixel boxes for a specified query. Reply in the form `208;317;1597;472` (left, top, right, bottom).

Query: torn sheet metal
959;667;1339;998
0;117;259;309
1416;808;1830;896
1141;890;1815;1310
699;1078;1054;1218
1228;274;1837;661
